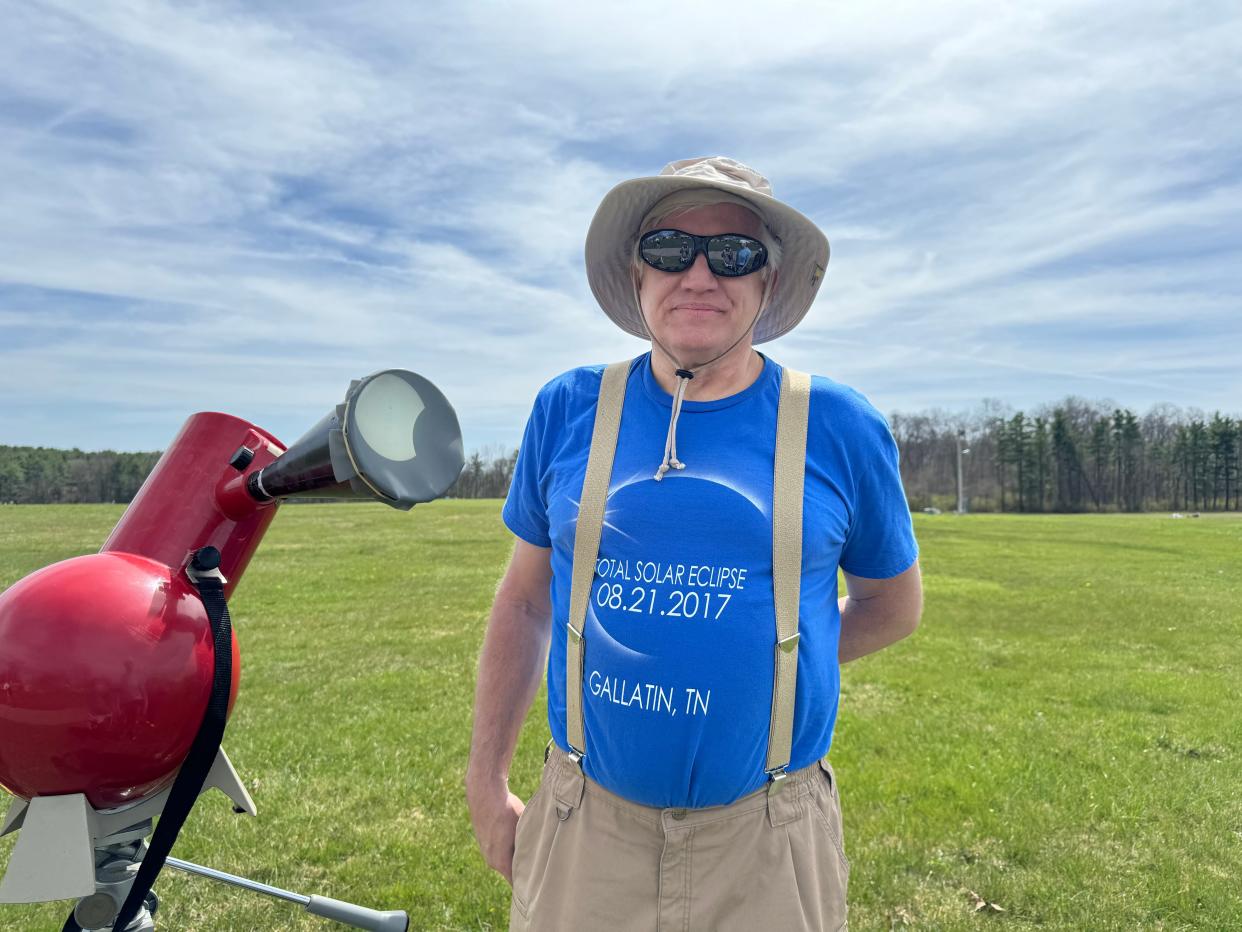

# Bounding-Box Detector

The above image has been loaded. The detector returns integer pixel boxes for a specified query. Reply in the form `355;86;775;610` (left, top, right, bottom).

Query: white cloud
0;0;1239;452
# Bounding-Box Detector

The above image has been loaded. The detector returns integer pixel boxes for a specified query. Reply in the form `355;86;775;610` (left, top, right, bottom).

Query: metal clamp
765;766;789;795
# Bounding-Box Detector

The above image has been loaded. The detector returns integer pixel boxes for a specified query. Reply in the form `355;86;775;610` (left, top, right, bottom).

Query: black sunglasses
638;229;769;277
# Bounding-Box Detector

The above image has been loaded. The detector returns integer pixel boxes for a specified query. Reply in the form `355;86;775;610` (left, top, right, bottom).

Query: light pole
956;429;971;514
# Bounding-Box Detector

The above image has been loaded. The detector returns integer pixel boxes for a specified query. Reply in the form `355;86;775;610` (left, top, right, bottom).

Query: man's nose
680;251;718;289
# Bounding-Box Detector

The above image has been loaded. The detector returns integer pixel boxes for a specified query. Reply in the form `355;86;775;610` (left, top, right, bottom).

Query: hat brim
585;175;830;344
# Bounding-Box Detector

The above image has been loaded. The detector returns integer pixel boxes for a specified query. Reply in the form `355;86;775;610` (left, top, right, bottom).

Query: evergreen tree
1051;409;1085;511
1032;416;1050;512
1188;420;1210;510
1089;420;1111;510
1210;414;1238;510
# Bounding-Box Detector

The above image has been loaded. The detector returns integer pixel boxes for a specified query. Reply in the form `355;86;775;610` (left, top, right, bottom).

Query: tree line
447;447;520;499
0;444;519;504
0;446;162;504
3;398;1239;512
892;397;1241;513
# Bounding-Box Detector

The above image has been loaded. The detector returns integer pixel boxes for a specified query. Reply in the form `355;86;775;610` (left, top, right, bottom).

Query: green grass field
1;504;1240;931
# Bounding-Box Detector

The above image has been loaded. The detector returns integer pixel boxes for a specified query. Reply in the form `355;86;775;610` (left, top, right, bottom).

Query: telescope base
0;746;255;905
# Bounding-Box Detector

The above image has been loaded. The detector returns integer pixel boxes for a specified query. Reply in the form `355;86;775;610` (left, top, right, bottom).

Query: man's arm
838;559;922;663
465;538;554;884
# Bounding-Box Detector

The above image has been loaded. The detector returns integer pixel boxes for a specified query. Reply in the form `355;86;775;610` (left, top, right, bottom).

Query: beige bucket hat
585;156;830;344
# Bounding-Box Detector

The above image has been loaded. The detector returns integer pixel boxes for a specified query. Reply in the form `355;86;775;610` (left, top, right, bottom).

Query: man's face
637;203;768;367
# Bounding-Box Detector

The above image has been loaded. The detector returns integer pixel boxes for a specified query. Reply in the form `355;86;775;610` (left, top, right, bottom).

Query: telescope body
0;369;463;915
0;413;285;810
103;411;287;600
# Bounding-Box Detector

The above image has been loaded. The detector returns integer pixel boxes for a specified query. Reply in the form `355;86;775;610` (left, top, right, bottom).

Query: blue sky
1;0;1239;453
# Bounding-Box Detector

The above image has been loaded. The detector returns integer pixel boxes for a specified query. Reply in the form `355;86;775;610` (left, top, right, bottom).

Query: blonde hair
631;189;783;281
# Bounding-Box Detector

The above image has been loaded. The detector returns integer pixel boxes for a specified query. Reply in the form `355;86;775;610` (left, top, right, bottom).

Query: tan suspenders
565;361;629;760
564;359;812;791
767;365;811;785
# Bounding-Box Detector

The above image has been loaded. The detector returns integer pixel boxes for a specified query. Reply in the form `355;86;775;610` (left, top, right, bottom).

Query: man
466;157;922;931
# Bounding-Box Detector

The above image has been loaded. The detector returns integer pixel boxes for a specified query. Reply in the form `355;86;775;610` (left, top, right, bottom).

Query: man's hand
466;777;526;885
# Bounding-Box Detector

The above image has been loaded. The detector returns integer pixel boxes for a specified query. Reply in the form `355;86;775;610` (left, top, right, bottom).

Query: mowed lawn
1;503;1239;931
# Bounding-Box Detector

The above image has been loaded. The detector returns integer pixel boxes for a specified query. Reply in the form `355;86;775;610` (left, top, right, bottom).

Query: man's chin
661;346;746;370
657;330;752;368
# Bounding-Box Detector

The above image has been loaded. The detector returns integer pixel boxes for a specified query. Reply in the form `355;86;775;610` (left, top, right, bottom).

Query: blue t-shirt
502;352;918;808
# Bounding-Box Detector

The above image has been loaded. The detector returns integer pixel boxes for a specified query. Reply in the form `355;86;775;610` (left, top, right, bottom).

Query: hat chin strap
631;272;776;481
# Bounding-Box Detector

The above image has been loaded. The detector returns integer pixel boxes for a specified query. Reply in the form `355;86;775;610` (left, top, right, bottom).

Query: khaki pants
510;747;850;931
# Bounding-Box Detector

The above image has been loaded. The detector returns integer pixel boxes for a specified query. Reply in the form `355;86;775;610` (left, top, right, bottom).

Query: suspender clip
777;631;800;653
567;622;583;645
765;766;789;795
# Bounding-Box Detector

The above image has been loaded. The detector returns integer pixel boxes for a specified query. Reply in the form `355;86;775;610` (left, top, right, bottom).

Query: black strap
108;567;234;932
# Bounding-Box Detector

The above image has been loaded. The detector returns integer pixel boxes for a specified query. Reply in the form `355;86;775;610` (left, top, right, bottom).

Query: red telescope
0;412;278;809
0;369;462;930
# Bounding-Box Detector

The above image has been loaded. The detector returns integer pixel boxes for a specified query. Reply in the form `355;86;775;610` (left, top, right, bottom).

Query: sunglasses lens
639;230;768;276
640;230;695;272
707;235;767;276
